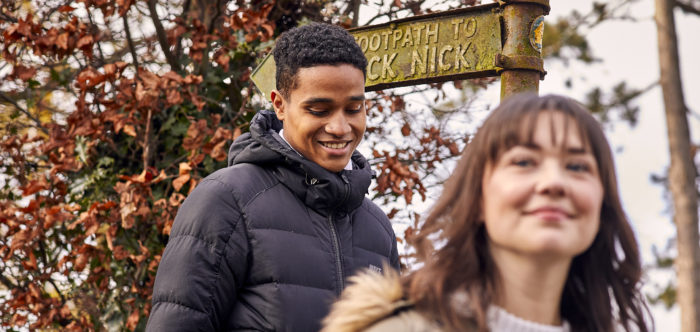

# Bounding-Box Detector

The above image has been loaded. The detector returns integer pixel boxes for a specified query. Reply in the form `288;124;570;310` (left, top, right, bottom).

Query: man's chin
317;160;350;173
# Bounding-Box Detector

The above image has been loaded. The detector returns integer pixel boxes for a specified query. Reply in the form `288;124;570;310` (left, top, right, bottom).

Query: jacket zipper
328;214;344;295
329;174;350;295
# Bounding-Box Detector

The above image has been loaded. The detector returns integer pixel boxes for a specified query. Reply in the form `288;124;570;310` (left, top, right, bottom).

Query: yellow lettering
428;46;437;73
381;31;391;50
439;45;453;71
451;19;463;39
357;36;369;53
409;49;426;77
369;34;381;51
368;56;381;80
425;23;439;44
392;29;403;49
401;27;414;47
464;18;477;38
382;53;398;79
455;42;471;70
413;25;425;44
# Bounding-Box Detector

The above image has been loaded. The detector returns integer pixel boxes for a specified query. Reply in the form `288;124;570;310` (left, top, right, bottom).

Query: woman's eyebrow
566;147;588;154
516;142;588;155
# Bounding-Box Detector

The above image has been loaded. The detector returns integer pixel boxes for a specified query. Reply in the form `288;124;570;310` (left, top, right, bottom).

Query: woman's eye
512;158;534;167
567;162;590;172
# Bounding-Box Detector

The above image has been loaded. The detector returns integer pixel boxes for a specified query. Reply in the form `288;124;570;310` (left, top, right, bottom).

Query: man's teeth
321;142;348;149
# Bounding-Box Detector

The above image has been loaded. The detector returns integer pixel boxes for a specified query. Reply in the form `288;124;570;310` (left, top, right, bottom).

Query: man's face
272;64;366;172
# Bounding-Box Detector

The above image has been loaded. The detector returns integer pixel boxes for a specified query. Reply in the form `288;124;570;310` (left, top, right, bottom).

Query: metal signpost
251;0;549;101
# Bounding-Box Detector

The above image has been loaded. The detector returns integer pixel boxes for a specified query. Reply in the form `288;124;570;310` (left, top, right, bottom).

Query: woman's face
481;111;604;260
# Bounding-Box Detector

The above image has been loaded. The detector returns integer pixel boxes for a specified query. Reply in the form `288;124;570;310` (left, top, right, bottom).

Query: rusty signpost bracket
496;0;549;99
495;54;545;78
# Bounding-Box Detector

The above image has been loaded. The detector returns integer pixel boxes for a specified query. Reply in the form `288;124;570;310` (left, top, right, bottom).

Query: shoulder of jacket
321;268;408;332
357;199;394;233
202;163;280;203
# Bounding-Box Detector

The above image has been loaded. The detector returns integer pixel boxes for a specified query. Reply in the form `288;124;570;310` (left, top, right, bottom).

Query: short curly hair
273;23;367;98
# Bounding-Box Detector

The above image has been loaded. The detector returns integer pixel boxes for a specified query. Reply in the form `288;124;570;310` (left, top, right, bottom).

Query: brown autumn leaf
12;65;37;81
401;123;411;136
172;174;190;192
178;162;192;175
126;308;140;330
74;252;89;271
448;142;460;155
113;245;129;260
120;202;136;229
76;35;93;49
58;5;75;12
169;193;185;207
210;140;228;161
122;124;137;137
166;89;182;105
20;179;48;196
56;32;69;50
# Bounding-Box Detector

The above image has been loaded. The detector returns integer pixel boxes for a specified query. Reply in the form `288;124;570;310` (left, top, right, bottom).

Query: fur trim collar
321;268;407;332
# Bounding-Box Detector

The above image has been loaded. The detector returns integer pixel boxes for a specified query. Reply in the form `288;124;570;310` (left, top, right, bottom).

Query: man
146;23;400;331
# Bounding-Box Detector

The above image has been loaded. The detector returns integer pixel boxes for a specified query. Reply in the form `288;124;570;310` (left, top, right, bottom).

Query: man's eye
346;107;362;114
307;108;328;116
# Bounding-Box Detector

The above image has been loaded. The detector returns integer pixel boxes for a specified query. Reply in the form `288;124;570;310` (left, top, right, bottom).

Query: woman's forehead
530;111;587;149
492;109;591;158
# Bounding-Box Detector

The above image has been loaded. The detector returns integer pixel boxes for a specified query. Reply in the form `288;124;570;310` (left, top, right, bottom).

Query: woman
322;93;652;332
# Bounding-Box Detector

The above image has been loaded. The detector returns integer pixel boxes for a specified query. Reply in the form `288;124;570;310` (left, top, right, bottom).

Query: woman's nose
535;162;567;197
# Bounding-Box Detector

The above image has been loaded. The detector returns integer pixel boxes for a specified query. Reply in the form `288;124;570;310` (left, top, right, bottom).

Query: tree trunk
655;0;700;331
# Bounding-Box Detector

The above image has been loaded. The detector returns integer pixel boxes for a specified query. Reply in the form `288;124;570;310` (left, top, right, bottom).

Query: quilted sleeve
146;178;250;331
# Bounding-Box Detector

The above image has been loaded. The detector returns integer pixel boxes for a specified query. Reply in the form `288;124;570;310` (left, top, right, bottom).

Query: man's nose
325;112;352;137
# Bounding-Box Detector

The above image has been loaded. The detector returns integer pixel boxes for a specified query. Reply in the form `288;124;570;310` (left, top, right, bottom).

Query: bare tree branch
123;11;140;72
173;0;191;61
86;6;107;67
675;0;700;16
0;92;48;134
147;0;179;71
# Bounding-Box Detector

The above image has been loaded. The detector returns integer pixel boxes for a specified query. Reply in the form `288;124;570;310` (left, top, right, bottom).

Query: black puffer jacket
146;110;400;332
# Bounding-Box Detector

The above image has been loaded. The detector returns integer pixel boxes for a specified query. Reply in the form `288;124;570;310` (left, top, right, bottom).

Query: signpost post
251;0;549;101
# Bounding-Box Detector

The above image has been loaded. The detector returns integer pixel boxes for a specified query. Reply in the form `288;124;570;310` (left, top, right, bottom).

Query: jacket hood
227;110;373;216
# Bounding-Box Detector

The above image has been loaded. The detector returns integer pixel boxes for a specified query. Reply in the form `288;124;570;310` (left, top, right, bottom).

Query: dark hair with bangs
273;23;367;98
405;93;652;332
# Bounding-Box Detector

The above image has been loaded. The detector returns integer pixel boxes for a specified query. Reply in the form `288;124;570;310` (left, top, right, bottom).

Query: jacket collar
227;110;372;216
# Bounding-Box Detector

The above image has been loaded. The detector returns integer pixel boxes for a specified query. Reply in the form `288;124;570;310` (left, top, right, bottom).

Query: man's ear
270;90;286;121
